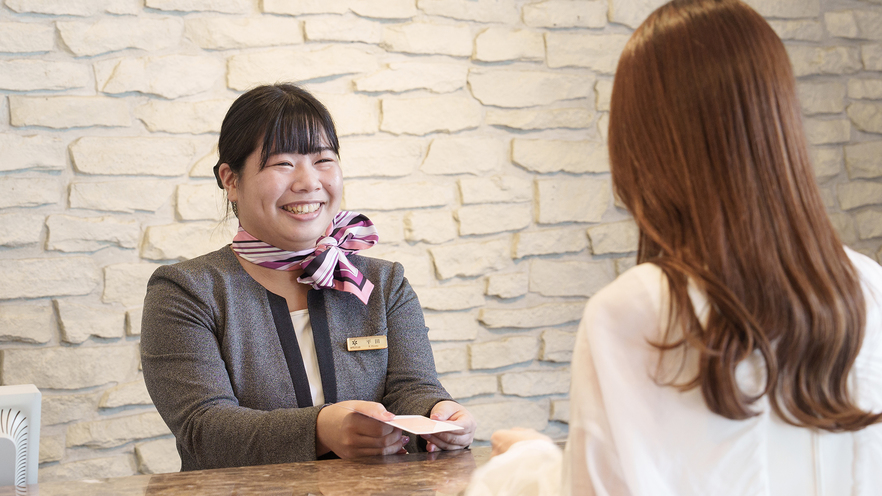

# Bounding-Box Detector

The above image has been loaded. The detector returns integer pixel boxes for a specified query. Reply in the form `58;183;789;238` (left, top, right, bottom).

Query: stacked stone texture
0;0;879;483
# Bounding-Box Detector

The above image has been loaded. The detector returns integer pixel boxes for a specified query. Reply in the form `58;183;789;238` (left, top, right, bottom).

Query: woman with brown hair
467;0;882;494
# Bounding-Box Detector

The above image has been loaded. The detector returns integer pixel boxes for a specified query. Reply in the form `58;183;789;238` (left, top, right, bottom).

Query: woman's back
567;248;882;495
608;0;879;433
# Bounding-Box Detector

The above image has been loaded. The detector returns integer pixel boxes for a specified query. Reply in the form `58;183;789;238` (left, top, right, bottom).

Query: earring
231;201;239;217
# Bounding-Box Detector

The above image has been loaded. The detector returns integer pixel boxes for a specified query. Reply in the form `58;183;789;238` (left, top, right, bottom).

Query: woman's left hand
421;400;476;452
490;428;551;457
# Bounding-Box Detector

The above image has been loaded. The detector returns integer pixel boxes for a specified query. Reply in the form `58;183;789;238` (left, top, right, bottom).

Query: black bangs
257;93;340;170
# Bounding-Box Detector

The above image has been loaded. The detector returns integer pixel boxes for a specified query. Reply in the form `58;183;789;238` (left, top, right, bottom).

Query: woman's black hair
212;83;340;188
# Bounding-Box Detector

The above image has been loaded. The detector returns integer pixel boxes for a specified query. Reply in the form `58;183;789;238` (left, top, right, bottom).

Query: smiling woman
139;84;476;471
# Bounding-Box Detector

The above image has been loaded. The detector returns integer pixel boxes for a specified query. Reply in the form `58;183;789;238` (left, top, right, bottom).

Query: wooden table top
2;447;491;496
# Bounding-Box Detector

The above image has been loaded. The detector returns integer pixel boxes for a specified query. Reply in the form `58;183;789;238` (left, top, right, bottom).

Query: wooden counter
1;447;491;496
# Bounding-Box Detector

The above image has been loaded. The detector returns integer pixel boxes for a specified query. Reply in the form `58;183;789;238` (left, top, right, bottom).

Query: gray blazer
141;246;451;471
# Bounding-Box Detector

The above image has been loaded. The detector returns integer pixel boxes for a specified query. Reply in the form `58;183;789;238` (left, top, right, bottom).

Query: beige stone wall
0;0;879;482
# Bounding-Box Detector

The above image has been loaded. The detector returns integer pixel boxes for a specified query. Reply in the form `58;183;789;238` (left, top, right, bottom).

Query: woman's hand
315;400;409;459
490;427;551;457
421;400;477;452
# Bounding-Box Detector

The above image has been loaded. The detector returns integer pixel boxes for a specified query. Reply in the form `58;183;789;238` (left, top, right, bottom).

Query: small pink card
383;415;463;435
335;405;463;435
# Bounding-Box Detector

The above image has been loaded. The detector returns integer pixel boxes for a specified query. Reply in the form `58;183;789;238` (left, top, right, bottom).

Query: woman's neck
232;248;310;311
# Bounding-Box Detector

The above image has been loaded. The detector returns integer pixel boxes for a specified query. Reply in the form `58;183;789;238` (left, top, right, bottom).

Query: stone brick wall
0;0;879;483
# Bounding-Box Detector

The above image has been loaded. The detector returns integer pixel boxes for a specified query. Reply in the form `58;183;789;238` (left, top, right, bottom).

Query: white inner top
465;247;882;496
290;309;325;406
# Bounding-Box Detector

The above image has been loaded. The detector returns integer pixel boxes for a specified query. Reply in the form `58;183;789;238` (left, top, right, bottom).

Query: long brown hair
608;0;880;431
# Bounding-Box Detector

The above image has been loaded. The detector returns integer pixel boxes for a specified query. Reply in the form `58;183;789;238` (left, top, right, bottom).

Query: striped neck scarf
231;211;379;304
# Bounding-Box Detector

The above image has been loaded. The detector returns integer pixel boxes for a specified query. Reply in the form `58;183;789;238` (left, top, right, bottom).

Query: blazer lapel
307;290;338;404
267;290;313;408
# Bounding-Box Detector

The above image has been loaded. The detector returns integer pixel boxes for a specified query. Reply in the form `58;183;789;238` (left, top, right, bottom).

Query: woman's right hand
315;400;410;459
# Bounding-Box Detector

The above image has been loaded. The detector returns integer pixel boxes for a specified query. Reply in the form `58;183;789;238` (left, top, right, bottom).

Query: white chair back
0;385;41;487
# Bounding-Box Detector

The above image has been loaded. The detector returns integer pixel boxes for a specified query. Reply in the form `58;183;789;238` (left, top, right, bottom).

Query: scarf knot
231;211;378;304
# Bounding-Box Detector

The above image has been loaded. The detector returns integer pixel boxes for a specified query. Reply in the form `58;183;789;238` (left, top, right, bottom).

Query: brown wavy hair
608;0;881;431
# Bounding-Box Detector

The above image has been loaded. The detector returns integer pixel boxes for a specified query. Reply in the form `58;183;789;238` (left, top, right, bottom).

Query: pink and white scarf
231;211;379;304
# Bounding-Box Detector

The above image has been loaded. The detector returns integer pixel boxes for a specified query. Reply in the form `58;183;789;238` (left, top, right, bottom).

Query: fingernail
402;436;410;445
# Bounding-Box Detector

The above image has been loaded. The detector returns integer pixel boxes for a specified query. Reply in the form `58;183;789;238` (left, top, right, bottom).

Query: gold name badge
347;335;388;351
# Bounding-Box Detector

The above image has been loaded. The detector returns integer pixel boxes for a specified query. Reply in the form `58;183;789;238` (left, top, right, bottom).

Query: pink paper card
384;415;463;435
334;405;463;435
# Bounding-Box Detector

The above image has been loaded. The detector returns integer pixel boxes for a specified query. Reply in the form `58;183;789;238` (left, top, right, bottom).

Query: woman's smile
282;202;323;216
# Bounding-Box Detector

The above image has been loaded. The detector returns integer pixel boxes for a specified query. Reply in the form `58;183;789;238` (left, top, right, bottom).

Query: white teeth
283;203;320;215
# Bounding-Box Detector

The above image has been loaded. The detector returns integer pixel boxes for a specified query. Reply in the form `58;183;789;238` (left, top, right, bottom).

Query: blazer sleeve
140;264;322;471
378;261;452;417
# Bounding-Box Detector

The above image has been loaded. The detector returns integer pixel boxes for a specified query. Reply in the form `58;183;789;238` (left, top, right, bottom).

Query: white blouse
467;248;882;496
290;309;324;406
